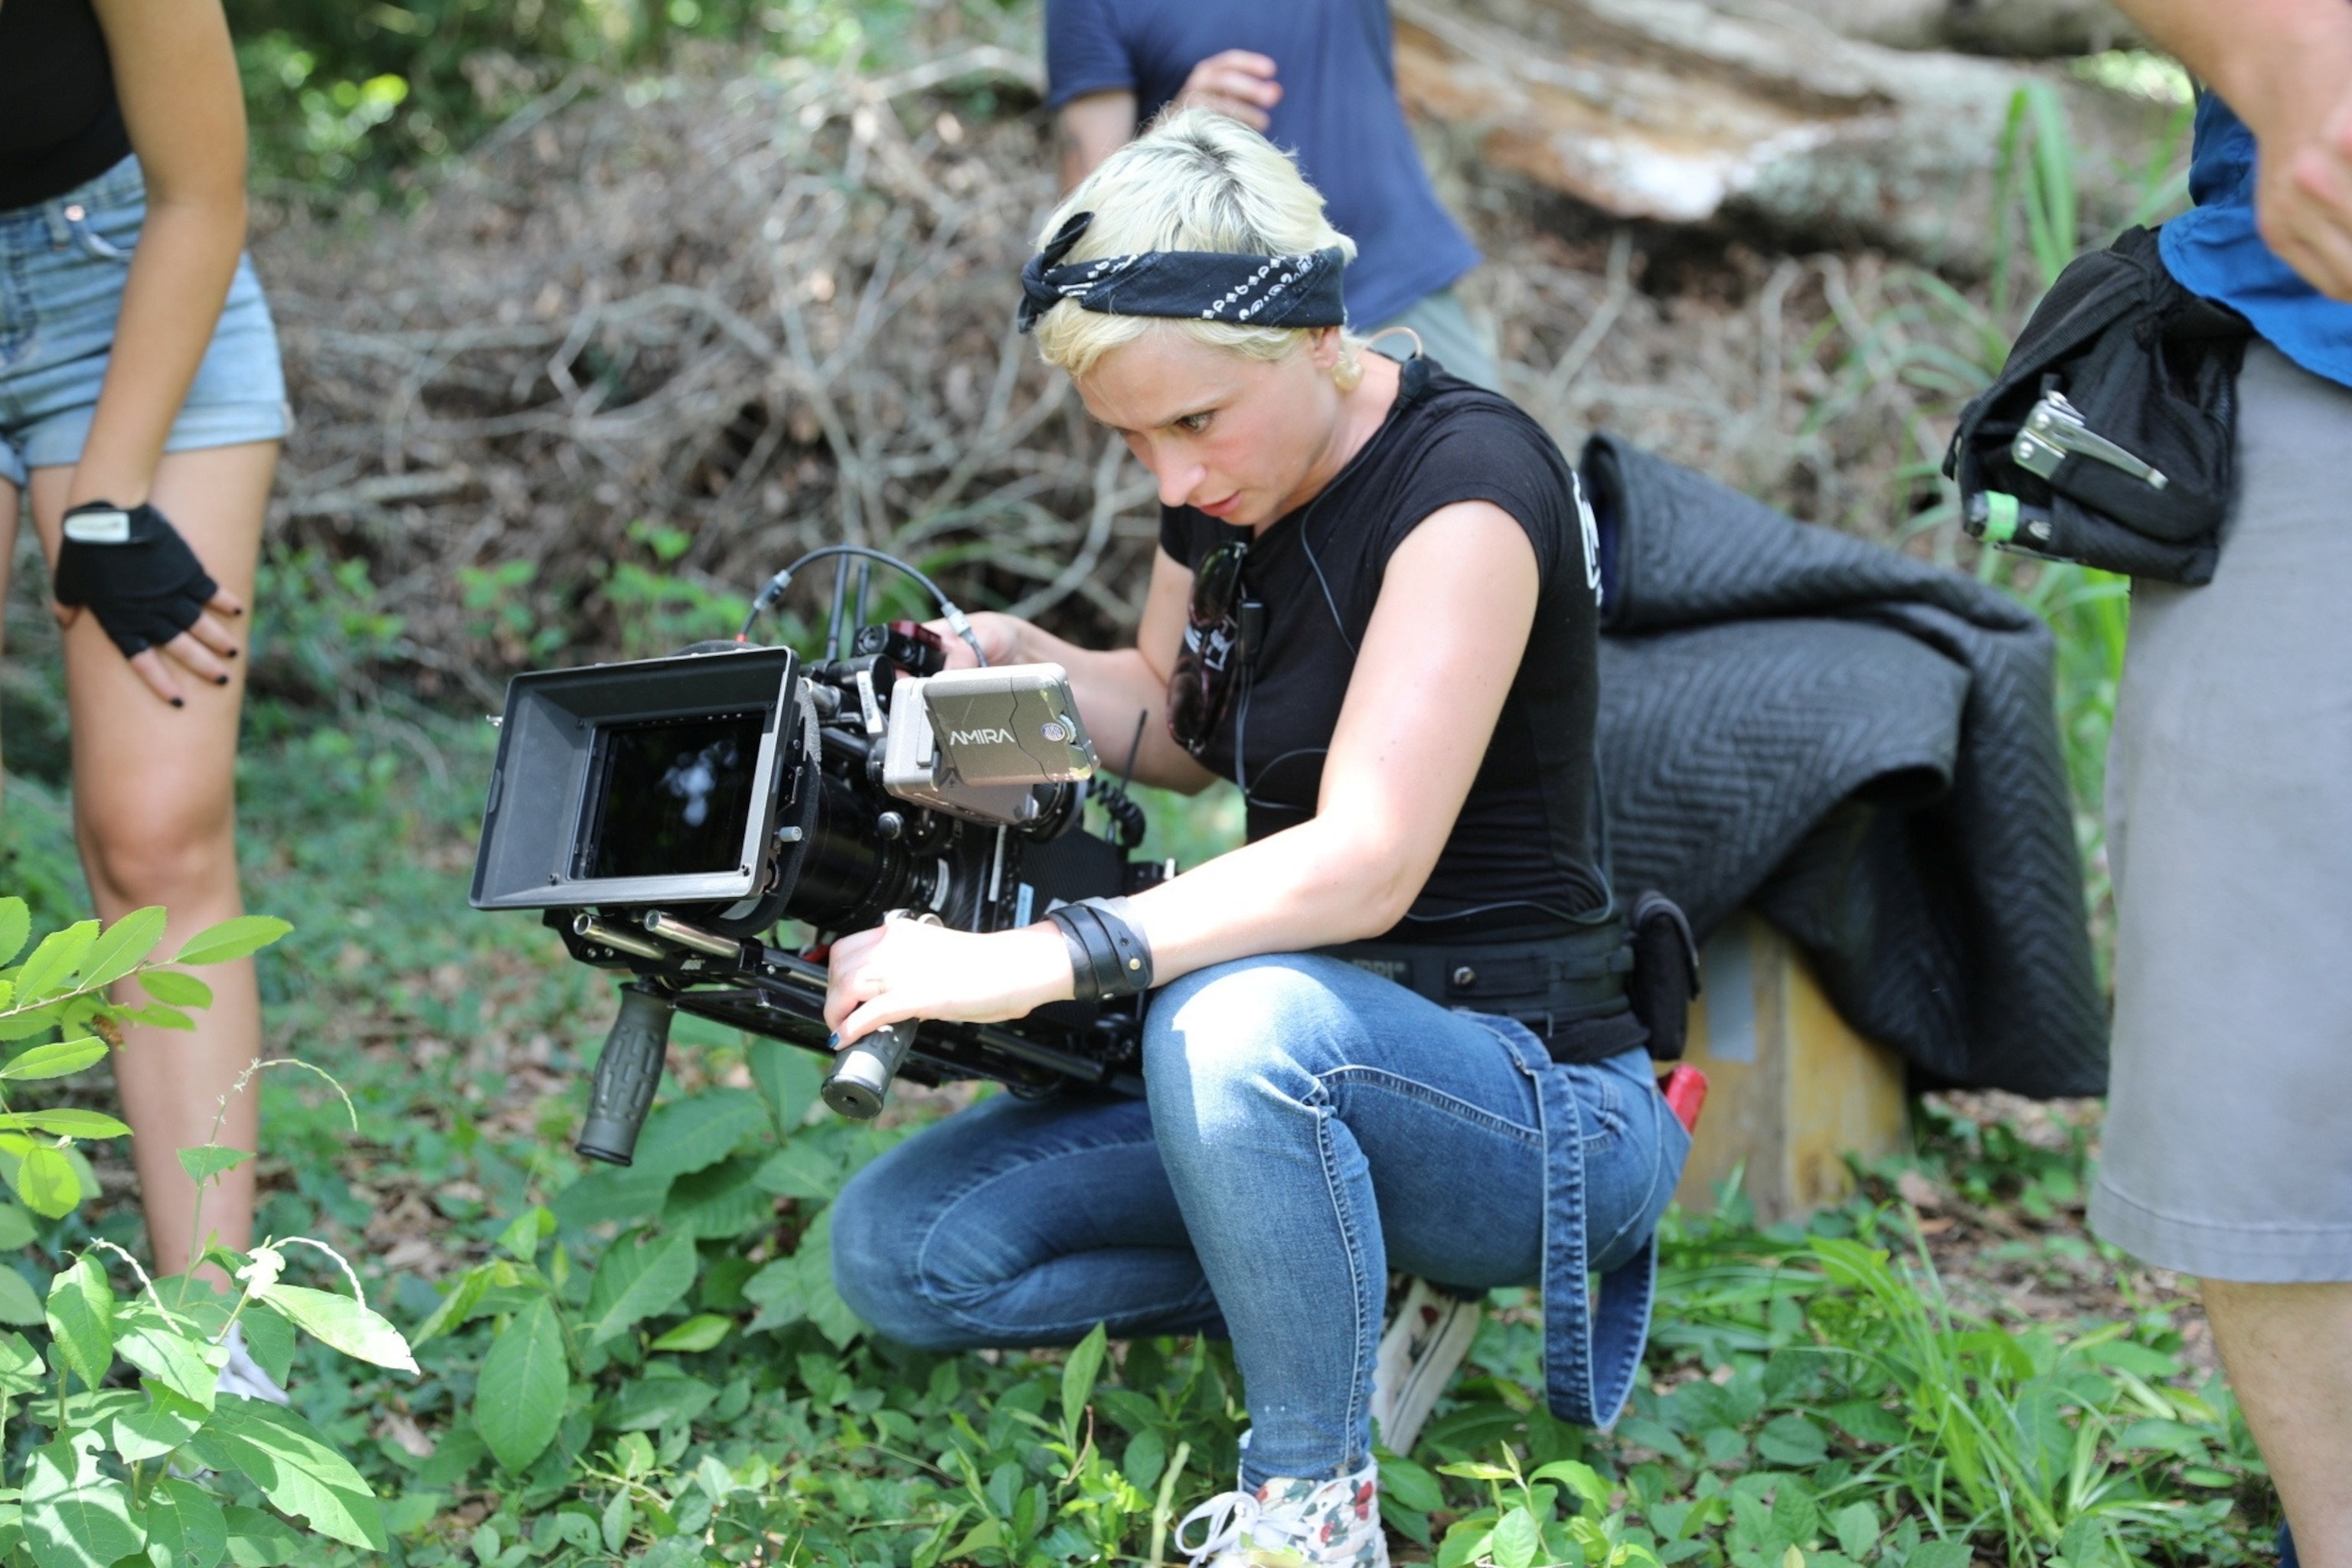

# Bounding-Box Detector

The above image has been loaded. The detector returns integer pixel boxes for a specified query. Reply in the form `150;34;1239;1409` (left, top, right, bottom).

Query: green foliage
230;0;1036;200
0;897;417;1566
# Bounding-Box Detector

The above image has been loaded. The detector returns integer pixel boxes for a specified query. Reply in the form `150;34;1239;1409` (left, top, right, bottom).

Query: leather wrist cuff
1047;897;1153;1001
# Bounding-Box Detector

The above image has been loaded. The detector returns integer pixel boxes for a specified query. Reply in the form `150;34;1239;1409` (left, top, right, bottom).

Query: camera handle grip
577;984;677;1165
822;1020;916;1121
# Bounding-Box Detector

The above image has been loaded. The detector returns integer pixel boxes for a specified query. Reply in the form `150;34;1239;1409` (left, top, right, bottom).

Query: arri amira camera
469;547;1168;1165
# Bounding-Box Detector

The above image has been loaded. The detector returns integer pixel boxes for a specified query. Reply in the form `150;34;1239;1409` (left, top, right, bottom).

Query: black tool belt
1945;224;2251;585
1314;920;1648;1066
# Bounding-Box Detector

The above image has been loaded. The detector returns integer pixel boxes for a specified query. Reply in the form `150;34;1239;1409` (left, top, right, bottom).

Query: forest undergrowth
0;649;2272;1566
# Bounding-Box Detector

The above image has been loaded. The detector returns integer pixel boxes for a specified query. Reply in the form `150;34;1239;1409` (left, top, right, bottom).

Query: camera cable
737;544;987;666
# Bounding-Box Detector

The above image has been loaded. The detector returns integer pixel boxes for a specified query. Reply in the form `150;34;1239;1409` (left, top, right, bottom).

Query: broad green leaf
170;916;292;969
21;1431;145;1567
497;1204;554;1263
648;1313;733;1353
0;1329;46;1393
119;1003;196;1032
238;1305;296;1389
44;1256;114;1390
583;1228;697;1344
109;1386;207;1462
1756;1413;1829;1467
1833;1501;1881;1559
1060;1322;1109;1450
1906;1543;1973;1568
1771;1478;1821;1548
608;1374;719;1432
113;1307;227;1411
255;1283;418;1373
178;1146;254;1187
0;1269;41;1328
662;1156;773;1239
185;1397;387;1550
142;1478;228;1568
474;1295;567;1472
14;1144;81;1217
0;1037;106;1082
753;1140;844;1200
410;1263;496;1348
12;921;99;1005
0;1109;132;1140
1436;1462;1518;1482
0;898;30;969
548;1162;672;1229
1530;1460;1609;1517
601;1491;635;1553
75;906;168;994
220;1504;302;1566
632;1090;769;1178
748;1038;821;1133
136;969;214;1009
0;1009;60;1041
1490;1506;1542;1568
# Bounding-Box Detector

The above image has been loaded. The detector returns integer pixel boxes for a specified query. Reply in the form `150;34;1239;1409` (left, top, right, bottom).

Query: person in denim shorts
1;0;289;1396
820;113;1689;1568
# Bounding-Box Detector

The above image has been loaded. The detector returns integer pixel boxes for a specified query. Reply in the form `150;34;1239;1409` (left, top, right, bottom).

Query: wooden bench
1673;912;1908;1224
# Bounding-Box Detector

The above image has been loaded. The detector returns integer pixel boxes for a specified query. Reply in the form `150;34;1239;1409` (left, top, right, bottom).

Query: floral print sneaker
1175;1456;1388;1568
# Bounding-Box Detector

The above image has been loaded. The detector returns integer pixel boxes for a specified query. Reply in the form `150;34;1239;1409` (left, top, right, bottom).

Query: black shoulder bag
1945;225;2252;585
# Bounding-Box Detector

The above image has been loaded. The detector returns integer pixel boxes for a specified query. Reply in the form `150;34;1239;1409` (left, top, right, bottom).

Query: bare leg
28;442;275;1281
2201;1278;2352;1568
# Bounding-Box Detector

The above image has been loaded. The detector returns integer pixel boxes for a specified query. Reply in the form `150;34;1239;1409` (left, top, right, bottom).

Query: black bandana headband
1017;211;1348;335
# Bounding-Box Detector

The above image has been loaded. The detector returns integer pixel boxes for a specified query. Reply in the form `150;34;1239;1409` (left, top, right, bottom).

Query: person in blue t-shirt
2099;6;2352;1566
1045;0;1499;389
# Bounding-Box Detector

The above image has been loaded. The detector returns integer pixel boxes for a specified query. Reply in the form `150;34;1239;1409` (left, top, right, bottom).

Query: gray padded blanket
1585;435;2108;1098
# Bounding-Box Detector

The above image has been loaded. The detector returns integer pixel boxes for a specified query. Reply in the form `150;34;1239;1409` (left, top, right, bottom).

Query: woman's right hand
927;610;1028;668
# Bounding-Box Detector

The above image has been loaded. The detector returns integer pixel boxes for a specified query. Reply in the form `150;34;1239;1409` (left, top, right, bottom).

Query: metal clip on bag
1945;225;2250;586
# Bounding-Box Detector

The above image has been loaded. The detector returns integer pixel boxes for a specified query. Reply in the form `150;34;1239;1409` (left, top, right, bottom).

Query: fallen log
1395;0;2176;269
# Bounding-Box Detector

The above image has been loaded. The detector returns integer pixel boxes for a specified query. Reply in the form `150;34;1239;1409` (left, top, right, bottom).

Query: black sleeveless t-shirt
1159;357;1609;942
0;0;132;212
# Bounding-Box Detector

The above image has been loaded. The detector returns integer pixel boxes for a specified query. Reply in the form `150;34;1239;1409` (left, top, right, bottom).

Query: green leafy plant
0;897;421;1567
1436;1446;1659;1568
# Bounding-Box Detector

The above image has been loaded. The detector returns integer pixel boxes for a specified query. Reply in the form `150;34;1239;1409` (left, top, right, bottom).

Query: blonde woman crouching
823;110;1689;1567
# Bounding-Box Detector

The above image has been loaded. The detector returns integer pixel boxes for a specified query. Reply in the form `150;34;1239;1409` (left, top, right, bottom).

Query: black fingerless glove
53;501;221;659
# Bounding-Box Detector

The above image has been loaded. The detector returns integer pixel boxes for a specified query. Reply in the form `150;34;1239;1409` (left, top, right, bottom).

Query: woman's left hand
825;920;1075;1047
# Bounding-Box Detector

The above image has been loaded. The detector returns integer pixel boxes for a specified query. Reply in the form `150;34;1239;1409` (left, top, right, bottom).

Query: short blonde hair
1033;108;1361;378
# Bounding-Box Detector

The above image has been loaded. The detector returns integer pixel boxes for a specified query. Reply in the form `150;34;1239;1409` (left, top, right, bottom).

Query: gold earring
1331;348;1364;394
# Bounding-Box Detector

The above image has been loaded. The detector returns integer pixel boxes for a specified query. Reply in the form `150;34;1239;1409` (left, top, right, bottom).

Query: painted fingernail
826;1032;840;1048
214;675;230;686
170;697;185;708
224;648;238;659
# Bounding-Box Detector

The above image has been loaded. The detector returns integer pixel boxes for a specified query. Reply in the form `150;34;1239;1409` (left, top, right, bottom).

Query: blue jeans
832;954;1687;1485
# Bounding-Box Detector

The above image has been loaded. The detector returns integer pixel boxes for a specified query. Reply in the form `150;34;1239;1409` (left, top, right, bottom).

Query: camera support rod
640;910;748;960
573;913;669;962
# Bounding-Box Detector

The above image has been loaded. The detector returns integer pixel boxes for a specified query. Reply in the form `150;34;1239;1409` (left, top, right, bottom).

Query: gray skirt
2091;341;2352;1282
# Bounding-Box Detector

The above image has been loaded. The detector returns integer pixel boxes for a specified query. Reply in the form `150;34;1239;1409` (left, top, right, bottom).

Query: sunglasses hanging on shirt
1167;538;1264;756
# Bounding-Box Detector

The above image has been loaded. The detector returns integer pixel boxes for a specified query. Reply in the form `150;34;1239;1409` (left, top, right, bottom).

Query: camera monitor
470;645;799;912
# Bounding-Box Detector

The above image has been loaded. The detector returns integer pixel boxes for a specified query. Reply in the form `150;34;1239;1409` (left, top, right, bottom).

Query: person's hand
924;609;1027;670
2261;85;2352;300
2237;34;2352;302
51;500;243;708
824;918;1074;1047
1174;50;1282;132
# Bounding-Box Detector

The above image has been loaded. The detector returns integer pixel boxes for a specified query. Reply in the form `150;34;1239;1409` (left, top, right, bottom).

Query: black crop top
0;0;132;212
1159;357;1610;942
